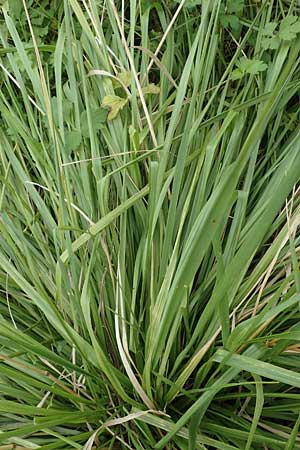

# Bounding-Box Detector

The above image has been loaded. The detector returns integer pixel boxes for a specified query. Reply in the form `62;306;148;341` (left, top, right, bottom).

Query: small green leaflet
231;57;267;80
262;16;300;50
226;0;244;14
112;71;131;89
264;22;277;35
219;0;244;35
65;131;82;154
220;14;240;31
111;72;160;95
141;83;160;95
80;109;107;137
261;22;279;49
101;95;128;120
100;83;159;120
279;15;300;41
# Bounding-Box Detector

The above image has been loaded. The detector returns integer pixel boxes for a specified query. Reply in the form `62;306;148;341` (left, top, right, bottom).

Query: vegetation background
1;0;300;449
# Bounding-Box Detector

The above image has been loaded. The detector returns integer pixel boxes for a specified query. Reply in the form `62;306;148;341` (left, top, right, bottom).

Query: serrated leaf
227;0;244;14
101;95;128;120
240;57;267;73
231;68;244;80
261;36;280;50
244;59;268;75
263;22;278;36
65;131;82;154
112;71;131;88
279;15;300;41
141;83;160;95
220;14;241;32
232;58;268;80
80;109;107;138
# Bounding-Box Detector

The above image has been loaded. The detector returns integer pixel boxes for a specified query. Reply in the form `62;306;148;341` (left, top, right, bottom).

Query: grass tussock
1;0;300;449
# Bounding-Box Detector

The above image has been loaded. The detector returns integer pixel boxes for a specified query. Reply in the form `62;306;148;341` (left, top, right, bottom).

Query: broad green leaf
227;0;244;14
141;83;160;95
279;15;300;41
232;58;268;79
263;22;278;36
65;130;82;153
80;108;107;137
112;70;131;88
101;95;128;120
220;14;240;31
261;35;280;50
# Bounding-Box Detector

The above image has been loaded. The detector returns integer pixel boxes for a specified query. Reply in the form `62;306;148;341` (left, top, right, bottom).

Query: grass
1;0;300;448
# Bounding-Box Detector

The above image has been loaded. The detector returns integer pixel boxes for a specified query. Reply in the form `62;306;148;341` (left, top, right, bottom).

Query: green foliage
1;1;300;449
220;0;244;36
112;70;131;88
80;109;107;137
261;22;280;49
141;83;160;95
262;16;300;49
226;0;244;14
101;95;128;120
231;57;268;80
65;130;82;153
4;0;61;43
279;15;300;40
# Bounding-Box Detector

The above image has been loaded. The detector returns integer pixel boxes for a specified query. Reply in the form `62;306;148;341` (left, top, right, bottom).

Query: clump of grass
1;0;300;449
